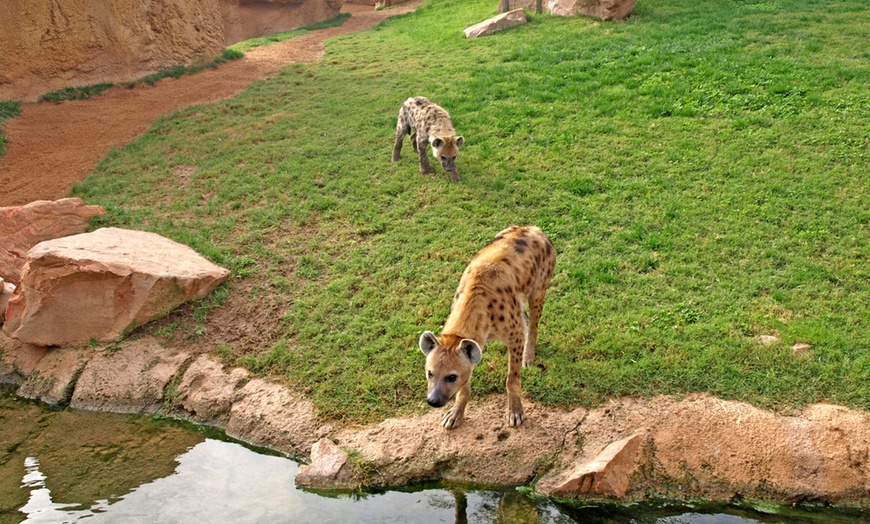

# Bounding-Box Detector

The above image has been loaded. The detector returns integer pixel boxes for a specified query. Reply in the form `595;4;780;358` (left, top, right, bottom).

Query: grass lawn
72;0;869;424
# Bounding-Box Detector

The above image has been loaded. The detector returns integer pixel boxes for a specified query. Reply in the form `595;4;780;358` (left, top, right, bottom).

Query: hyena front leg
523;289;547;367
417;135;433;176
442;381;471;429
507;330;526;427
392;122;409;162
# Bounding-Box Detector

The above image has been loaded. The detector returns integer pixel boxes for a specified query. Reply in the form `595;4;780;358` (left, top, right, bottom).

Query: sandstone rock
464;9;527;39
0;278;14;318
547;0;636;20
791;342;812;355
226;378;329;457
538;433;643;498
295;438;354;488
18;347;93;406
0;0;342;102
222;0;342;46
3;227;230;347
176;354;250;425
70;337;191;413
0;198;105;283
0;331;47;386
333;399;587;487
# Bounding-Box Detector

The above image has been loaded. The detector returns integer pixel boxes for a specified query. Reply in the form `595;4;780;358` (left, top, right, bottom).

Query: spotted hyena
419;226;556;429
392;96;464;181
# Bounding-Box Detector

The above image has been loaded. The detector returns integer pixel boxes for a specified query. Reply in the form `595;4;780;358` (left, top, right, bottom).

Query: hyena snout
432;137;464;176
427;389;448;408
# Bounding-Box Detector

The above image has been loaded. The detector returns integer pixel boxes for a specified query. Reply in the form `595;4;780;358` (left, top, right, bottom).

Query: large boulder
3;227;230;347
0;278;14;319
0;198;105;283
546;0;637;20
464;9;527;38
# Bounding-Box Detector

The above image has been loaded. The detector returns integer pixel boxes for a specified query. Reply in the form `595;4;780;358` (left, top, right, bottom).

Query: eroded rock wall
0;0;341;102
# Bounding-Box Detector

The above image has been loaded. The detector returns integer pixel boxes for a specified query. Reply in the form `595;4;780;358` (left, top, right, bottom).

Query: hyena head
430;136;464;175
419;331;481;407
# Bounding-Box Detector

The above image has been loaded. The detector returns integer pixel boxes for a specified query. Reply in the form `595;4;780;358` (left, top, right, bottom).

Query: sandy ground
0;1;420;207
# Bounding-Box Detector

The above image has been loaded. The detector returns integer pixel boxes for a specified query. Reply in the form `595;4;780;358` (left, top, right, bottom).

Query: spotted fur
419;226;557;428
392;96;464;181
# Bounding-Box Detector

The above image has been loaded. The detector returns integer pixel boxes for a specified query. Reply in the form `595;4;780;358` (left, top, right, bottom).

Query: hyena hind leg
410;131;418;153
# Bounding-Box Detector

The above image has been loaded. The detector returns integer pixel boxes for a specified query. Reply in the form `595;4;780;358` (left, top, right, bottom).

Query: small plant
42;83;114;103
0;100;22;156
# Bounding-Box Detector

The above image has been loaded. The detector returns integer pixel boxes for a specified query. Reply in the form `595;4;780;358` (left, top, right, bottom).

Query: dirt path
0;2;419;207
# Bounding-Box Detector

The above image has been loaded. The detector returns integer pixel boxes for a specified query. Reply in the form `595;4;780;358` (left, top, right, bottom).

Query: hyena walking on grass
419;226;556;429
392;96;464;181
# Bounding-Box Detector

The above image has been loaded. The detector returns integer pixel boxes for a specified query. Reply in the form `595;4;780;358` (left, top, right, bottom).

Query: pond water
2;388;868;524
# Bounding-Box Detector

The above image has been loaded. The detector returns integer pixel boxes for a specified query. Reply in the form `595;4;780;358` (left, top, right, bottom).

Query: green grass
42;83;115;103
73;0;869;424
0;100;21;156
137;49;245;87
227;13;352;53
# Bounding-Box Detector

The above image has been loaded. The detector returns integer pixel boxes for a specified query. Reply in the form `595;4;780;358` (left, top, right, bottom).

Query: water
2;389;868;524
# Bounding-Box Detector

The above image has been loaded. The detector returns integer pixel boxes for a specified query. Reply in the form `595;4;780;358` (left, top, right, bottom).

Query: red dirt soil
0;2;420;207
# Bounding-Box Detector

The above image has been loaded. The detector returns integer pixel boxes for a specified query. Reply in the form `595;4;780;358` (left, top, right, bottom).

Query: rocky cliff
0;0;341;102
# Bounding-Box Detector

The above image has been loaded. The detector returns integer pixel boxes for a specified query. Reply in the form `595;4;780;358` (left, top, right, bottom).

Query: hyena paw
442;407;464;429
522;354;535;368
507;401;525;428
450;172;461;182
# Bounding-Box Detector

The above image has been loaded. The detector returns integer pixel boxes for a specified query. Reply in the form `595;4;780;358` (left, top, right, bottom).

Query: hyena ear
419;331;439;356
458;339;482;365
431;138;444;149
455;136;464;148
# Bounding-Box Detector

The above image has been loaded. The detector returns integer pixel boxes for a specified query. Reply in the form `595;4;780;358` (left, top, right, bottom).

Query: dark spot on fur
499;315;505;322
514;246;525;254
496;287;503;294
499;304;504;311
546;242;553;256
515;239;528;247
488;302;494;309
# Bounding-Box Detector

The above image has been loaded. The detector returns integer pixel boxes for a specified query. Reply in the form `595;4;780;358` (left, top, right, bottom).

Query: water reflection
4;390;868;524
15;438;867;524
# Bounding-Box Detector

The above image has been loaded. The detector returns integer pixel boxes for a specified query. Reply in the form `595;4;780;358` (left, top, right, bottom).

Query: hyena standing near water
392;96;464;181
419;226;557;429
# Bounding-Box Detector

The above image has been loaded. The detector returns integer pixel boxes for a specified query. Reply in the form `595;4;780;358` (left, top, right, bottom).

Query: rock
296;438;354;488
537;433;643;498
0;0;342;102
0;198;105;283
464;9;527;38
0;278;14;318
226;378;329;457
176;354;250;425
3;227;230;347
18;347;93;406
333;399;587;487
791;342;812;355
222;0;342;46
547;0;637;20
0;331;47;386
70;337;191;413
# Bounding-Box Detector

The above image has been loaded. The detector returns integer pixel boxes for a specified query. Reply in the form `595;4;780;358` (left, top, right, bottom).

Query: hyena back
392;96;464;181
419;226;556;428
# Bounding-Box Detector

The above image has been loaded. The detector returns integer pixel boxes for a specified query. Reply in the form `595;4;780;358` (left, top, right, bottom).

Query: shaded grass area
227;13;352;53
74;0;869;424
0;100;21;156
